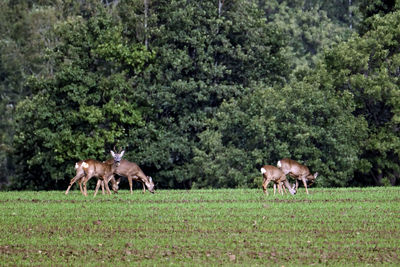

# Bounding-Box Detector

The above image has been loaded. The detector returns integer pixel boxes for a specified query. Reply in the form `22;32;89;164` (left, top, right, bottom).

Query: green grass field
0;187;399;266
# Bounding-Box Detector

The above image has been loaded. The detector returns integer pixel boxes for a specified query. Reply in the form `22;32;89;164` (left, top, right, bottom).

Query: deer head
110;149;125;167
112;177;121;192
145;176;155;193
288;183;297;195
307;172;318;186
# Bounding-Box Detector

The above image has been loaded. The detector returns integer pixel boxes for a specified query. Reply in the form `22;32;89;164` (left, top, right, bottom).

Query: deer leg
295;179;299;190
65;185;72;195
142;182;146;193
82;179;88;197
65;174;84;195
82;175;93;197
282;182;287;194
101;180;105;195
93;179;102;197
78;178;84;195
103;176;112;195
302;178;309;194
277;182;285;194
278;183;284;195
262;178;271;195
65;186;72;195
128;177;133;194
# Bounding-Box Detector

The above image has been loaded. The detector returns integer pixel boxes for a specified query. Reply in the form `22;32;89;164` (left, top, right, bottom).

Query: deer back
105;159;141;178
278;158;311;177
107;159;155;192
85;159;118;178
260;165;286;182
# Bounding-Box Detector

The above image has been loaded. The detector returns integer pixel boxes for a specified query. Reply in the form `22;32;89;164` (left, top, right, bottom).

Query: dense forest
0;0;399;190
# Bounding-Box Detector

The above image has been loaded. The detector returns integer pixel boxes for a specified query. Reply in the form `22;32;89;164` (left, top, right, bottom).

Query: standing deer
65;150;124;196
277;158;318;195
64;161;118;195
260;165;296;195
104;159;155;194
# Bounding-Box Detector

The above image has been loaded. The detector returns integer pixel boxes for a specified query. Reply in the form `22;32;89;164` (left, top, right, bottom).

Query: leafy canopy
12;6;152;189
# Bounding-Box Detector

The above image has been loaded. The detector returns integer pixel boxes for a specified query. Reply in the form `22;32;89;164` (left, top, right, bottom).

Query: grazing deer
104;159;155;194
260;165;296;195
65;150;124;196
277;158;318;195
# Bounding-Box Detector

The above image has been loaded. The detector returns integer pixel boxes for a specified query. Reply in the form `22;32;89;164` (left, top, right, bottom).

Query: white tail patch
260;168;267;174
82;162;89;168
277;160;281;168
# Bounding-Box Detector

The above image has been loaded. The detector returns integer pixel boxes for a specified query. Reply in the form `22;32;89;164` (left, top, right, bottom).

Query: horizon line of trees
0;0;399;190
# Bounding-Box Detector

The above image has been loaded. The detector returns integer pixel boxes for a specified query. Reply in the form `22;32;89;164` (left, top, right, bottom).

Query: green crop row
0;187;399;266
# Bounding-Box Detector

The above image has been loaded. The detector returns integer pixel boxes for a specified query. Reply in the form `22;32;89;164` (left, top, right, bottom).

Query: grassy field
0;187;399;266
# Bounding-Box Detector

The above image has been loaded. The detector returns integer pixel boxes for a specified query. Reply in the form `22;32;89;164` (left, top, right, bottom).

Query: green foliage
358;0;400;34
131;0;290;188
321;10;400;185
261;0;357;72
11;5;150;189
0;1;60;186
191;81;367;188
2;1;399;189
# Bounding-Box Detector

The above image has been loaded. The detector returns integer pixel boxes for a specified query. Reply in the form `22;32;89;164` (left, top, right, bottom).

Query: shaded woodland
0;0;399;189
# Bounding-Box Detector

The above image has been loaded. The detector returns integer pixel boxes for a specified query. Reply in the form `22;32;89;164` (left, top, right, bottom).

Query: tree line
0;0;399;190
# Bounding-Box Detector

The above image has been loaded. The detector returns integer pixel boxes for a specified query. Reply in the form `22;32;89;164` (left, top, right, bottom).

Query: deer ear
111;150;116;157
120;150;125;157
314;172;318;179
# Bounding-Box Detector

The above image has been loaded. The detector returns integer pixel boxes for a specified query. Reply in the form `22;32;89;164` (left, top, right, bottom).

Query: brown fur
277;158;318;194
261;165;296;195
105;159;155;194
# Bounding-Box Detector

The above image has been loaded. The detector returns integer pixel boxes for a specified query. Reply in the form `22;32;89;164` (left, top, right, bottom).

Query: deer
64;161;118;195
260;165;296;195
104;158;155;194
64;150;124;196
277;158;318;195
